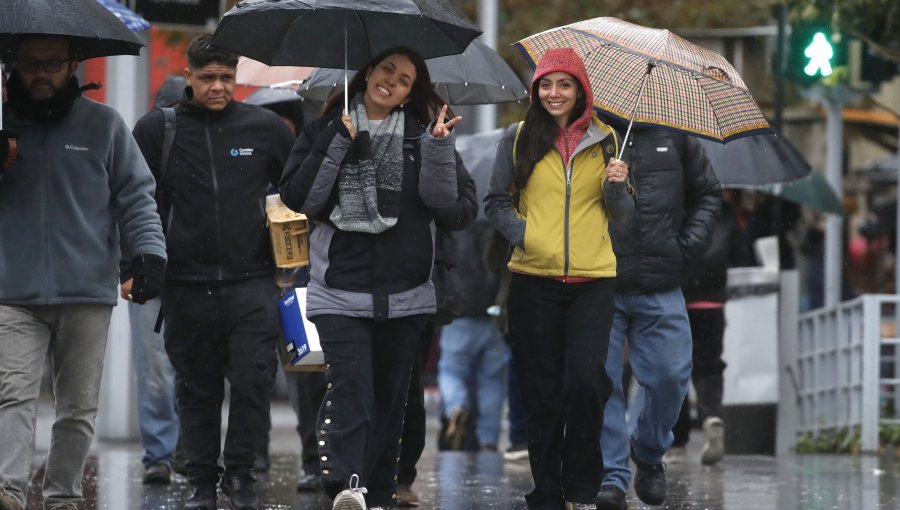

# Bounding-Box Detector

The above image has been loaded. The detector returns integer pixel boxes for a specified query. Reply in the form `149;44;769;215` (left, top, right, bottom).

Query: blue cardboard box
277;288;324;371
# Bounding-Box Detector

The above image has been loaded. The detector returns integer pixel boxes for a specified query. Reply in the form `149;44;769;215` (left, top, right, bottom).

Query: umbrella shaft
618;67;652;161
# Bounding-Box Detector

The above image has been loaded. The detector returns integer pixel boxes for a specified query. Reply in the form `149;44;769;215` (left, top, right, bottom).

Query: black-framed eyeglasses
16;60;70;74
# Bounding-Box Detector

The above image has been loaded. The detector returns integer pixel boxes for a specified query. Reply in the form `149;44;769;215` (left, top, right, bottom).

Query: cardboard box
277;288;324;372
266;194;309;268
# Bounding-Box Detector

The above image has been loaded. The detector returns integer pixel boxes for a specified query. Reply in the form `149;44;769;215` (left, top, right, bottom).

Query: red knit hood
531;48;594;165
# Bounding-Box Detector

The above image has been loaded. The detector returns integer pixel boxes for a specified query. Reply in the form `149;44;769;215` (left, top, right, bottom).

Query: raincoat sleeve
602;177;635;223
678;134;722;263
267;118;297;189
110;112;167;263
429;150;477;231
419;126;461;208
280;112;352;218
483;123;526;249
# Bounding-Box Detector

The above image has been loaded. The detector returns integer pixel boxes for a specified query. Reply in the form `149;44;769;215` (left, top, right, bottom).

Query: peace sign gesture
432;105;462;138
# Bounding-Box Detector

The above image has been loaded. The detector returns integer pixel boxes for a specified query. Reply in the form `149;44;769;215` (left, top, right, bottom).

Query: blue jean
600;289;693;492
129;298;179;468
438;316;510;446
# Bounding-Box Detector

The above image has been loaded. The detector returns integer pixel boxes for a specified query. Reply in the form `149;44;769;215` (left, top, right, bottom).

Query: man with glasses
0;35;166;510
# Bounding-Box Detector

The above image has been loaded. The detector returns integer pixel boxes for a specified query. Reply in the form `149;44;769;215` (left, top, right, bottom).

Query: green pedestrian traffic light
803;32;834;77
786;21;847;87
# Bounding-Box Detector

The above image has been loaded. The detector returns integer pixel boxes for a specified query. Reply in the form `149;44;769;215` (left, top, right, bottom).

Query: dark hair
186;34;238;69
323;47;450;125
511;75;586;192
14;35;79;61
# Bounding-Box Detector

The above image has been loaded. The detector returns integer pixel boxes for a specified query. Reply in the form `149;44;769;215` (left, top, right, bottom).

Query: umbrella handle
344;13;349;115
617;62;655;161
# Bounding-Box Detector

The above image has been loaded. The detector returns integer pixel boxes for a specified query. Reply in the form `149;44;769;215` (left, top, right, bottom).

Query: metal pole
772;3;786;133
476;0;498;133
824;91;844;308
895;118;900;297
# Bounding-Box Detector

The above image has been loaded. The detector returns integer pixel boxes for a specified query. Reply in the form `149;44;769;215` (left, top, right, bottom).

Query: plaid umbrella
516;17;771;150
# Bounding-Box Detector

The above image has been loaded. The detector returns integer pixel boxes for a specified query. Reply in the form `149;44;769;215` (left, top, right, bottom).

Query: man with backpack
131;35;294;510
596;125;720;510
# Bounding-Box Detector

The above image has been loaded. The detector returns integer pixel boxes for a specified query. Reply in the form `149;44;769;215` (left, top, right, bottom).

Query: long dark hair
512;76;586;192
323;47;451;125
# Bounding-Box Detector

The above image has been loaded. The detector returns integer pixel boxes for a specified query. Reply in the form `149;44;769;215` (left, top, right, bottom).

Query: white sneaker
565;502;596;510
701;416;725;466
332;474;368;510
663;445;688;464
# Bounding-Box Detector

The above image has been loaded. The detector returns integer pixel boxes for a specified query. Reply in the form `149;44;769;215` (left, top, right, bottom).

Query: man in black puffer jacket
131;35;295;510
596;126;721;510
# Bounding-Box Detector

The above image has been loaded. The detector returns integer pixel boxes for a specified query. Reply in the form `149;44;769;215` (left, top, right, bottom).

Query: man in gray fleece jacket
0;35;166;510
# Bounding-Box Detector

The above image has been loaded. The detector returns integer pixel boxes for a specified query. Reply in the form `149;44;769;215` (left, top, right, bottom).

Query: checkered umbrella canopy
516;17;771;143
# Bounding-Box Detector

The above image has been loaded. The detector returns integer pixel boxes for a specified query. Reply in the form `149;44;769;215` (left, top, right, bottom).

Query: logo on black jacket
230;148;254;157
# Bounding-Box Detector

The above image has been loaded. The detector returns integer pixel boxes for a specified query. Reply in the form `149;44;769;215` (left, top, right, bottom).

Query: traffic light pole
820;86;849;308
824;96;842;308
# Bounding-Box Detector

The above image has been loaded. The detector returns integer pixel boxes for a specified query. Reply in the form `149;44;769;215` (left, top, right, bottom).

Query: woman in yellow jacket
484;48;634;510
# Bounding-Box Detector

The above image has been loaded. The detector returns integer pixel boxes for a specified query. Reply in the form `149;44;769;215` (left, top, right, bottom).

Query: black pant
162;277;280;484
286;370;328;474
672;307;727;446
313;314;425;508
397;323;433;486
507;274;615;509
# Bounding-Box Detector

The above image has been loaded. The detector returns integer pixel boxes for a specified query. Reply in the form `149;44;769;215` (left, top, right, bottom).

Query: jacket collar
570;115;616;159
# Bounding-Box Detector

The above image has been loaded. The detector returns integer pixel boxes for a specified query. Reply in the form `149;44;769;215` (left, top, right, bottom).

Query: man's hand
120;278;134;301
1;130;18;170
129;253;166;304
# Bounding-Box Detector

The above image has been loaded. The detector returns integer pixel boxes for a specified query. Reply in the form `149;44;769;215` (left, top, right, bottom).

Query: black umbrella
0;0;145;61
298;39;527;105
211;0;481;113
697;133;811;187
212;0;481;69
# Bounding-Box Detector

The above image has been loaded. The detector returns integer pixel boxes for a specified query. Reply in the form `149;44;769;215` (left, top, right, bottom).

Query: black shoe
142;463;172;485
222;472;260;510
253;451;270;473
295;471;323;492
183;484;217;510
631;449;666;505
595;485;628;510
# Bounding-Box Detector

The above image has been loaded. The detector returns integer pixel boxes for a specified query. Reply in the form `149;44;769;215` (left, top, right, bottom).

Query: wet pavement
23;400;900;509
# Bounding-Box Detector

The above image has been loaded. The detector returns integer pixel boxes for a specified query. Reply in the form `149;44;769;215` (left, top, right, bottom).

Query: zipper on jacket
204;118;224;281
562;153;573;276
41;130;50;299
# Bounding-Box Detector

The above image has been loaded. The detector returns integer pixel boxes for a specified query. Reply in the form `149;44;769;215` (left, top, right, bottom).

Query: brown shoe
396;484;419;507
442;407;470;451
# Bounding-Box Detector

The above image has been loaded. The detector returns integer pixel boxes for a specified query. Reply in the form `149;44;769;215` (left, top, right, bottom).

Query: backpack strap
160;107;177;181
155;107;177;230
512;121;524;165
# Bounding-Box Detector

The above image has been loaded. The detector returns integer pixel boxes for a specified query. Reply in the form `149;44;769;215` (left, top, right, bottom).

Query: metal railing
793;294;900;452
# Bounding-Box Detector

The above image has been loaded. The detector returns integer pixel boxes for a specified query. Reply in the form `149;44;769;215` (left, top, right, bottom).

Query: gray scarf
330;95;405;233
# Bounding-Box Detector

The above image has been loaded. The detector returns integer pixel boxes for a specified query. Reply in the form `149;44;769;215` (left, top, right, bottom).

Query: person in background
0;35;166;510
131;35;295;510
595;121;720;510
121;74;186;486
484;47;634;510
666;192;752;466
279;46;476;510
